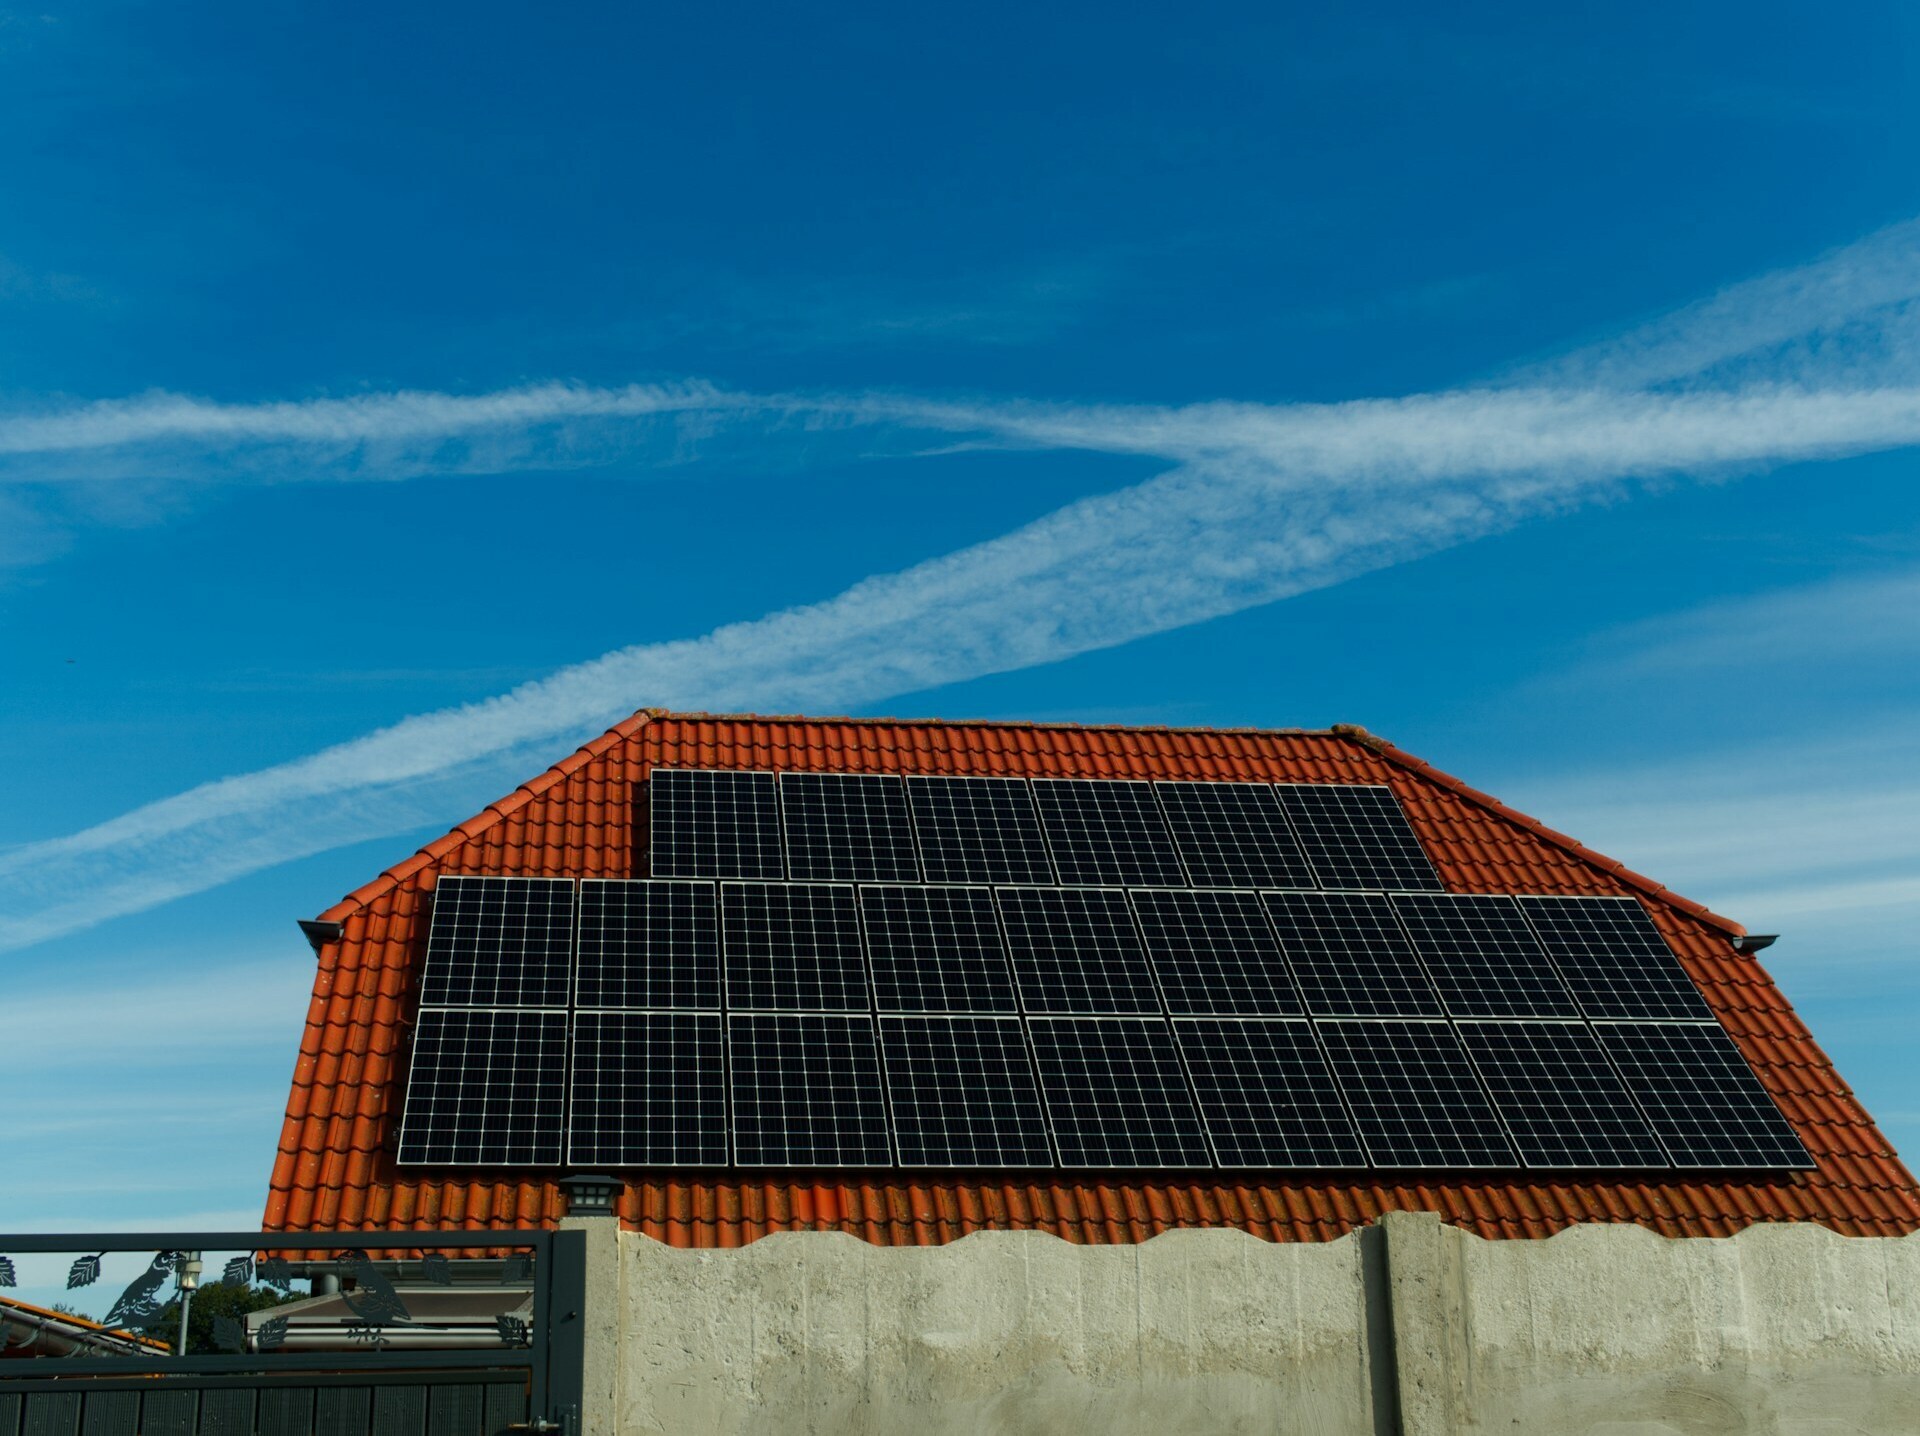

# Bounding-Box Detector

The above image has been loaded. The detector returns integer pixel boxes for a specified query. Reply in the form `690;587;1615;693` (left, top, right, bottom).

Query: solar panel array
396;774;1811;1174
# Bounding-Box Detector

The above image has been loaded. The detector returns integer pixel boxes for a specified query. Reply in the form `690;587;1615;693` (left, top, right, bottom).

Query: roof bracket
1731;933;1779;954
298;919;346;954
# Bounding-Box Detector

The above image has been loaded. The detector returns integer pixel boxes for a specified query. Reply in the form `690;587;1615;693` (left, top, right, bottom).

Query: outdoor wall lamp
561;1175;621;1217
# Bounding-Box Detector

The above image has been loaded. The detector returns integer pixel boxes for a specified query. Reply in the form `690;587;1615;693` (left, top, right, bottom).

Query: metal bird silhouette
98;1252;175;1333
336;1255;412;1326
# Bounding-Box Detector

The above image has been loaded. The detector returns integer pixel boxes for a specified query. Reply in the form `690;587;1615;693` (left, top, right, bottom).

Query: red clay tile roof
264;712;1920;1245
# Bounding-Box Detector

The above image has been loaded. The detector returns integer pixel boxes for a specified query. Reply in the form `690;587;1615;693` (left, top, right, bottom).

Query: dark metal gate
0;1230;584;1436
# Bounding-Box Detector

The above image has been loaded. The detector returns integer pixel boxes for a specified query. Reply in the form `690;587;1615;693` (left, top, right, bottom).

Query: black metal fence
0;1231;585;1436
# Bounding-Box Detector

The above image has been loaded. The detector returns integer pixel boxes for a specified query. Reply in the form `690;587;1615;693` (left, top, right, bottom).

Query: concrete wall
582;1216;1920;1436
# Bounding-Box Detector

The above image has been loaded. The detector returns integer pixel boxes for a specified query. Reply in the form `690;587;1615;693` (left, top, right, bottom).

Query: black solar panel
649;769;784;880
1029;778;1188;887
1027;1018;1212;1168
996;887;1163;1014
1131;888;1303;1015
1314;1020;1516;1167
396;1008;568;1166
877;1015;1053;1167
1262;891;1444;1017
575;879;718;1010
1595;1022;1812;1169
859;885;1019;1014
1455;1021;1667;1169
780;772;921;883
1389;894;1578;1019
1173;1018;1366;1167
568;1011;728;1166
421;876;575;1008
1517;896;1714;1022
1154;781;1316;889
721;882;869;1011
905;776;1055;885
727;1013;892;1166
1274;784;1444;891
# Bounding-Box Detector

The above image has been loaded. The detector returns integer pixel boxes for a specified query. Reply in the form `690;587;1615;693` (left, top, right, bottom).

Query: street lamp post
174;1251;203;1357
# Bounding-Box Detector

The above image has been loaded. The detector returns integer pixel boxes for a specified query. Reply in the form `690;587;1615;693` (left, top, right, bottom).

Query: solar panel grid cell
421;876;575;1008
1173;1018;1366;1167
1596;1022;1813;1169
860;885;1019;1013
1517;896;1715;1021
727;1012;893;1166
996;887;1164;1014
568;1011;728;1165
1454;1020;1668;1169
1315;1020;1516;1167
1027;1017;1212;1168
396;1008;568;1166
1029;778;1188;887
1389;893;1580;1019
576;879;719;1010
780;773;921;882
1275;783;1445;891
721;882;870;1012
1154;781;1317;889
1131;888;1303;1015
1261;891;1444;1017
649;769;785;880
877;1015;1054;1166
904;776;1055;885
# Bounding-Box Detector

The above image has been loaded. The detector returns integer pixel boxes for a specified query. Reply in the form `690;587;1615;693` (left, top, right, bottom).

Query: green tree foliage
151;1282;301;1355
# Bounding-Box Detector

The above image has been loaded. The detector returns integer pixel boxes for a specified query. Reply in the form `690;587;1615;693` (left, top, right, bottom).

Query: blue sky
3;1;1920;1271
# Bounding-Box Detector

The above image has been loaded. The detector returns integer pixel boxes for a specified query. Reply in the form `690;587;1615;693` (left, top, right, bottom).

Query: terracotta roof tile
265;711;1920;1245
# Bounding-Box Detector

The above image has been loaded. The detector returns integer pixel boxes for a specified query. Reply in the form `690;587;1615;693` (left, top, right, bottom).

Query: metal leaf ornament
337;1256;412;1325
256;1257;292;1290
421;1253;452;1286
256;1316;289;1352
496;1313;530;1348
67;1252;105;1289
0;1256;16;1288
222;1256;253;1287
502;1255;532;1283
213;1316;248;1354
99;1252;174;1333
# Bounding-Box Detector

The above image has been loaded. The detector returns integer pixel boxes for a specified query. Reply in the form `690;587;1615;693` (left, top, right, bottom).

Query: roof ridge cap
315;708;658;924
652;709;1335;736
1333;724;1747;939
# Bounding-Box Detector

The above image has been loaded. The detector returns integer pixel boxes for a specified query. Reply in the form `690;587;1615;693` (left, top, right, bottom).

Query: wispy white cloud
3;220;1920;950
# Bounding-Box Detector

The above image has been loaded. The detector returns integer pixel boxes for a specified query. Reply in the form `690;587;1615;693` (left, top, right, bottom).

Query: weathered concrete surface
1382;1211;1920;1436
615;1225;1381;1436
604;1218;1920;1436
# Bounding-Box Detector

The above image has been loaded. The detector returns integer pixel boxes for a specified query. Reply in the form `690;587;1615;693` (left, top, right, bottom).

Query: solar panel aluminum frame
993;884;1169;1015
646;768;786;881
778;771;924;884
724;1010;895;1168
1451;1018;1670;1172
902;774;1057;885
1514;894;1715;1023
1312;1017;1520;1170
575;877;720;1011
859;882;1021;1015
395;1006;572;1168
1128;885;1306;1016
1170;1015;1368;1170
719;879;874;1014
1151;780;1317;891
566;1009;730;1168
1271;782;1446;892
1025;1015;1214;1170
876;1013;1055;1169
419;874;578;1010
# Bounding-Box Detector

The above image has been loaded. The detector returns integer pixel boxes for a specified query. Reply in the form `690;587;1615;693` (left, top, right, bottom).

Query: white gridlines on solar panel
567;1011;728;1166
877;1015;1054;1167
395;1008;569;1166
1171;1017;1367;1168
1516;895;1715;1021
1313;1020;1517;1168
1129;887;1304;1015
1260;891;1444;1017
904;775;1056;884
1152;781;1317;889
720;881;870;1012
1387;893;1579;1020
995;886;1164;1014
779;772;922;883
1452;1020;1668;1169
1028;777;1189;887
420;875;576;1008
1026;1017;1212;1168
1594;1021;1813;1169
859;884;1020;1014
648;769;785;880
727;1012;893;1166
1273;783;1445;891
575;879;719;1010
